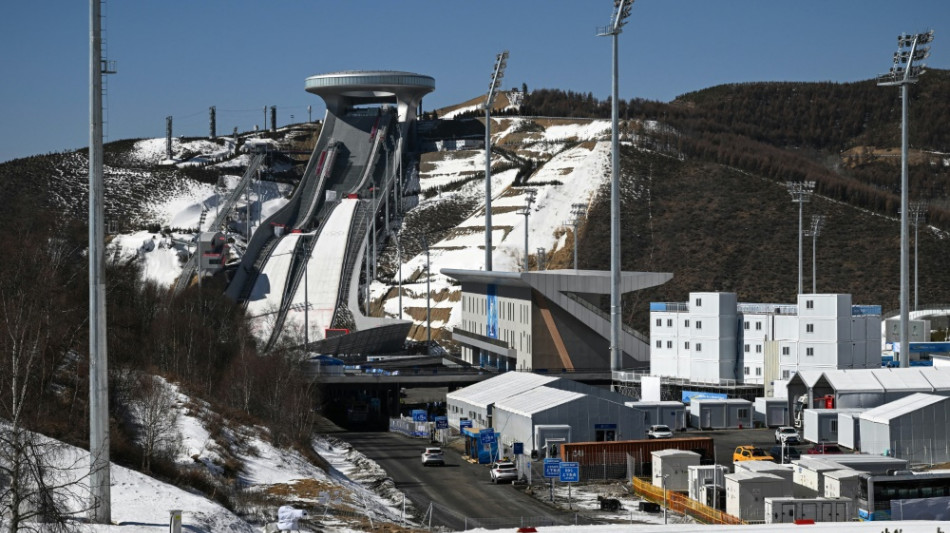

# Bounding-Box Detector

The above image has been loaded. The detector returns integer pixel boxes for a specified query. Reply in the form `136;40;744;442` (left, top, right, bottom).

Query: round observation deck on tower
305;70;435;124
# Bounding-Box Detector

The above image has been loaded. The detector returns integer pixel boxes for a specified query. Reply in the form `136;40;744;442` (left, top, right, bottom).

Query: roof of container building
860;392;950;424
653;449;701;458
625;401;685;408
724;471;784;482
918;366;950;391
870;368;935;392
446;372;558;409
796;456;849;471
818;369;886;392
493;386;585;417
692;398;752;405
823;469;864;480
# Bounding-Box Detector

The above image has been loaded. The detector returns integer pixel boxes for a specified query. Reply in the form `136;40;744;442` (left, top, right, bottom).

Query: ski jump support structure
232;71;434;355
172;151;265;295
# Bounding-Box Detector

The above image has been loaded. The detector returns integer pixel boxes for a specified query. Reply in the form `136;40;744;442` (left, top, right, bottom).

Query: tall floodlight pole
89;0;111;523
569;203;588;270
787;181;815;294
878;30;933;367
517;189;537;271
910;202;927;311
484;51;508;272
598;0;633;373
805;215;825;294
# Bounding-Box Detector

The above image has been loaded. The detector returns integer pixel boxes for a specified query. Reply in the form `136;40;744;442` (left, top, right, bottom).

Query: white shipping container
726;472;789;522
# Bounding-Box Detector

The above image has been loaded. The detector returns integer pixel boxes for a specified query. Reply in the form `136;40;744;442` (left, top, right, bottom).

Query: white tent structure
859;393;950;465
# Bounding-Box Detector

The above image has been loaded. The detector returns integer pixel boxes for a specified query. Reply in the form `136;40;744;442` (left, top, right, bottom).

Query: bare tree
118;374;181;474
0;234;87;531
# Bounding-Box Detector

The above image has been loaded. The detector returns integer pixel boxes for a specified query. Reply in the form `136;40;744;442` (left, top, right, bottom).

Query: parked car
805;443;843;455
421;447;444;466
768;445;802;464
647;424;673;439
774;426;801;444
489;461;518;483
733;445;774;462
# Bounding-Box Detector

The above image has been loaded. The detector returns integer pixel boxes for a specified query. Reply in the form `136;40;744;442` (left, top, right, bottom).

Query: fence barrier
631;477;743;525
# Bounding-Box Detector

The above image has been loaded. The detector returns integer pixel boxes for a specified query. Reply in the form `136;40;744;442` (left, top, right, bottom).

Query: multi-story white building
650;292;881;386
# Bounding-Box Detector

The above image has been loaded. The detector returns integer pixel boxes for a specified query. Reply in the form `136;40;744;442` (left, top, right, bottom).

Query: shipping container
559;437;714;477
764;497;853;523
725;472;789;522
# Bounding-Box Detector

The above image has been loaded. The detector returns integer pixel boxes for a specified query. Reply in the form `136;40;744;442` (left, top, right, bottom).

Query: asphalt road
687;427;808;467
339;431;578;529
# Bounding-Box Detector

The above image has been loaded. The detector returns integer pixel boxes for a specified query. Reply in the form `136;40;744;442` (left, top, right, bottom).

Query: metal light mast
484;50;509;272
910;202;927;311
879;30;933;367
89;0;112;522
787;181;815;295
805;215;825;294
598;0;633;372
517;189;537;271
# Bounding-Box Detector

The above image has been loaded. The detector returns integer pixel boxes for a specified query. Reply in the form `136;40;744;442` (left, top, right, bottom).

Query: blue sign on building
681;390;728;404
412;410;428;422
513;442;524;455
559;462;579;483
460;419;472;429
479;429;496;445
435;416;448;429
543;458;561;478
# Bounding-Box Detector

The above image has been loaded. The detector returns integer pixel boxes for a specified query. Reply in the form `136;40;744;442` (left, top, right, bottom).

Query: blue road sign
543;458;561;478
435;416;448;429
460;419;472;428
559;461;579;483
479;429;496;445
513;442;524;455
412;409;427;422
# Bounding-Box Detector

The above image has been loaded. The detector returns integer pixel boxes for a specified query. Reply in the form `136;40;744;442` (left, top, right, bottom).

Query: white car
489;461;518;483
774;426;801;444
647;424;673;439
421;447;444;466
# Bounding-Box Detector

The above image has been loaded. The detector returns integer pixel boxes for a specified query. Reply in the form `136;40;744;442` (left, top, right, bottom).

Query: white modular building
764;497;853;524
754;396;789;427
651;449;701;492
688;464;729;502
624;400;687;431
802;408;866;444
491;385;646;455
823;469;863;501
445;371;557;431
650;293;881;386
837;412;862;449
858;393;950;464
689;398;753;429
725;472;790;521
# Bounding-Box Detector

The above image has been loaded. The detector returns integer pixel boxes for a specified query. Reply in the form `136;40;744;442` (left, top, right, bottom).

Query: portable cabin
725;472;788;522
624;400;687;431
652;449;701;492
689;398;752;429
688;464;728;502
764;497;853;523
754;397;789;427
802;408;865;444
823;469;863;502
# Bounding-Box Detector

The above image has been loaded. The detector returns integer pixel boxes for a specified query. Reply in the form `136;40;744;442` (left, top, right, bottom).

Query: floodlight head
610;0;634;33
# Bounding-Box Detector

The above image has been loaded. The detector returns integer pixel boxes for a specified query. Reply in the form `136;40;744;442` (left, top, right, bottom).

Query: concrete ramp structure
230;71;434;354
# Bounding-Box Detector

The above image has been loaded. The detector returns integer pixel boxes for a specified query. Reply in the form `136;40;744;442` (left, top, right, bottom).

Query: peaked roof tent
493;386;585;417
445;372;558;410
816;369;886;393
860;392;950;423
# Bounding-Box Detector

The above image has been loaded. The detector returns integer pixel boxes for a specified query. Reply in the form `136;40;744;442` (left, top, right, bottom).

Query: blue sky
1;1;947;163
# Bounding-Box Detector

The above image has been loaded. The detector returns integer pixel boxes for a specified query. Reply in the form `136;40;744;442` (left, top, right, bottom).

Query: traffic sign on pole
559;461;579;483
543;458;561;478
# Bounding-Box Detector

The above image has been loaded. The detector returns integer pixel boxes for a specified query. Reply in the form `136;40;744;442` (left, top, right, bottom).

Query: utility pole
89;0;112;523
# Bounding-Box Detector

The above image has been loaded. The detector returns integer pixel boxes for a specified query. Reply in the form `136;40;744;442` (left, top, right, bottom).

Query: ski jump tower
228;71;434;355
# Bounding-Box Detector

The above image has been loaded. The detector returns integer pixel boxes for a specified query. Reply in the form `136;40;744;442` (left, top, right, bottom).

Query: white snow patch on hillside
542;120;611;141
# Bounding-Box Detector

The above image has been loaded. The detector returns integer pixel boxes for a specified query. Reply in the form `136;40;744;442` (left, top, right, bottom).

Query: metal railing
563;291;649;344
